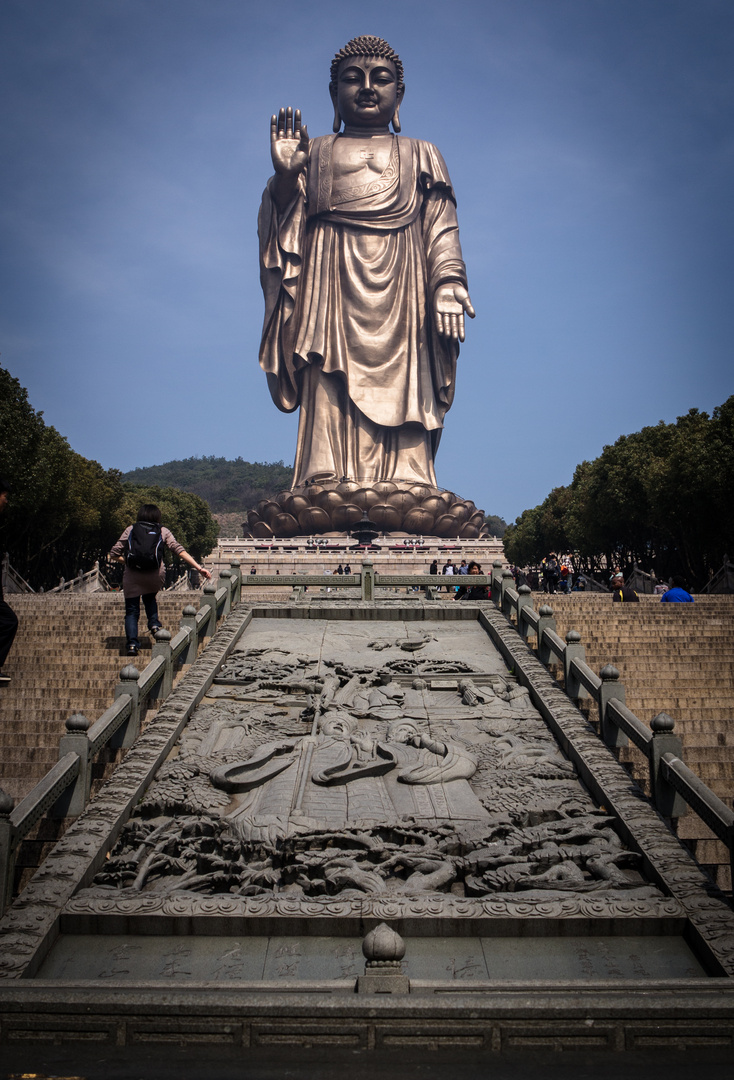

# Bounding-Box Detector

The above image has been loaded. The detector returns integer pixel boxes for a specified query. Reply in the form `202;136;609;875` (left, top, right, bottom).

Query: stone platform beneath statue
1;600;733;1051
208;535;505;584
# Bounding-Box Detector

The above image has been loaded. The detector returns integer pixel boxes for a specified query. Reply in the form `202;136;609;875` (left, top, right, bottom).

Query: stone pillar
180;605;199;664
53;714;92;818
564;630;588;699
0;789;15;915
500;569;515;617
229;561;242;605
201;582;218;637
113;664;142;749
516;584;533;641
361;561;375;602
649;713;687;819
599;664;627;748
217;568;233;616
151;629;174;700
491;560;504;605
536;605;556;665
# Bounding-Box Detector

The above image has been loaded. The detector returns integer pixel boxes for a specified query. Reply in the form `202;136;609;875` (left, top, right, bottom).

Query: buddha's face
332;55;403;131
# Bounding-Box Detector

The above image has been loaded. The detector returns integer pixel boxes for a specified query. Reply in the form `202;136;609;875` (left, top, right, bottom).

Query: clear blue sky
1;0;732;523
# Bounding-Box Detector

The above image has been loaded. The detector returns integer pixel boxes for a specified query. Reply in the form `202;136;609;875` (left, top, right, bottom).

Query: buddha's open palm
434;283;476;342
270;106;309;178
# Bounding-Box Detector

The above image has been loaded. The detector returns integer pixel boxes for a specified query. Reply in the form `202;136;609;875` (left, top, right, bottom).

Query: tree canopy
0;366;217;590
503;399;734;588
483;514;508;538
122;456;294;512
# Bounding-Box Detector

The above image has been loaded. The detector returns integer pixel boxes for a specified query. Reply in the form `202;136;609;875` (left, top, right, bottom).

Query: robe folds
258;134;468;488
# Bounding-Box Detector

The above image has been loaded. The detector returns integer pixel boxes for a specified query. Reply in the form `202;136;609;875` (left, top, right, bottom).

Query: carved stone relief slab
85;619;663;906
4;603;734;985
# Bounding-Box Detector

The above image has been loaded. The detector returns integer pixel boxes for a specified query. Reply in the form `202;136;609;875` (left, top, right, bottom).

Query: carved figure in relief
259;36;474;488
381;720;489;824
209;706;489;840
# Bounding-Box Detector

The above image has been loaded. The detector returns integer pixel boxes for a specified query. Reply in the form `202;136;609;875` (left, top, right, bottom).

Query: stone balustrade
0;561;243;914
490;559;734;887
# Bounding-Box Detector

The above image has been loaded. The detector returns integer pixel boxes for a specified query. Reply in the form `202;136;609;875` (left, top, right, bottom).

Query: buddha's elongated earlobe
391;104;401;133
332;104;342;133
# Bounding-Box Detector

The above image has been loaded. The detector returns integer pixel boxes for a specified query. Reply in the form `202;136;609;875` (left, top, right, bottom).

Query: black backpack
125;521;163;572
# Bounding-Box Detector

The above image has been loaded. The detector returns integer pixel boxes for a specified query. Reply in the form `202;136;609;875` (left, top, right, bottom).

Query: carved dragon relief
88;642;662;903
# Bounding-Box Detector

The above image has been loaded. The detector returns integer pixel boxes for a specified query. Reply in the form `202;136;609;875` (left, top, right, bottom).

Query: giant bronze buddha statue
253;36;484;539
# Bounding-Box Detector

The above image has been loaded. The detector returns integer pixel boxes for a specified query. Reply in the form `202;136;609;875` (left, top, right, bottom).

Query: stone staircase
0;591;202;805
542;593;734;891
1;589;732;894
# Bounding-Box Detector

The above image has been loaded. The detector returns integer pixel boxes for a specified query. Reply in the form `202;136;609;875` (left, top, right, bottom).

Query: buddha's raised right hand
270;106;309;178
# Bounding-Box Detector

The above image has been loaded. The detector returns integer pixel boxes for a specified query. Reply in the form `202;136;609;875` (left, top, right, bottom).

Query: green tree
483;514;508;538
0;366;217;589
121;456;294;511
0;366;128;588
507;397;734;587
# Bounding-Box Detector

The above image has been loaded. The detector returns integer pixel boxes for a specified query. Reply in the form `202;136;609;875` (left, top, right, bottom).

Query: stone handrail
488;559;734;884
87;696;134;756
662;755;734;843
1;554;35;595
0;560;242;914
163;571;191;592
9;754;80;838
239;566;492;602
49;561;110;594
700;558;734;595
629;564;656;595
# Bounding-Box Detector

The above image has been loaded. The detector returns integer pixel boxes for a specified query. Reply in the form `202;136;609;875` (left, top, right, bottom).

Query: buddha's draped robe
258;135;468;488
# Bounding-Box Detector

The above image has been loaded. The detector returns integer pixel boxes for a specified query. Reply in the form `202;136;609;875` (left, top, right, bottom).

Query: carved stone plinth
246;481;488;539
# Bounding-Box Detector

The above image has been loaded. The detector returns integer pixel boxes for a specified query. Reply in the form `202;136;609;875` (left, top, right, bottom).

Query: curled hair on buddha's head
330;35;404;90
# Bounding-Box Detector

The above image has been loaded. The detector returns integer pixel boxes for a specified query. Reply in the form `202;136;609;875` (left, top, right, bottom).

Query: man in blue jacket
661;576;694;603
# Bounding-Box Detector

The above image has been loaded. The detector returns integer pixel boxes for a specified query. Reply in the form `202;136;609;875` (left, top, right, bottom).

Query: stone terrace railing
48;561;111;594
701;558;734;595
489;560;734;889
238;561;493;601
0;562;243;915
0;554;34;595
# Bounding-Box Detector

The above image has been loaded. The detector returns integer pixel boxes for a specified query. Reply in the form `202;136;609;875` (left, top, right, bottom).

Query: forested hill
121;457;293;512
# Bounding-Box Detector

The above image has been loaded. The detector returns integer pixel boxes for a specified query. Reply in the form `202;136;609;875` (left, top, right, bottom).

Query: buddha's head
329;35;405;134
